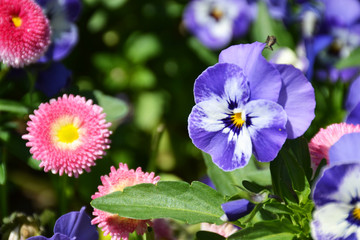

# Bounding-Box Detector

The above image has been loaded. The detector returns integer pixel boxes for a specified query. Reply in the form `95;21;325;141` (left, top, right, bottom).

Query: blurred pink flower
22;94;111;177
91;163;160;240
308;122;360;169
200;222;238;238
0;0;51;67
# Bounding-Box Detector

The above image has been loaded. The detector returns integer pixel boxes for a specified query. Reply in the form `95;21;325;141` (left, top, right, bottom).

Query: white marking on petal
195;97;229;132
312;203;356;239
328;166;360;204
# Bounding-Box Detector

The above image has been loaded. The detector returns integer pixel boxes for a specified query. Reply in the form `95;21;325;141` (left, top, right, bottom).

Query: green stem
144;229;155;240
147;123;165;173
26;69;37;107
58;175;68;216
0;147;7;220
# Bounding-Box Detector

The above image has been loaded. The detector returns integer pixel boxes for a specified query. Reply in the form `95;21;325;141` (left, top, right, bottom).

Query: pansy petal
54;207;98;240
218;42;282;102
346;103;360;125
28;233;70;240
210;129;252;171
221;199;255;221
311;202;355;240
51;25;78;61
346;76;360;113
313;163;360;206
63;0;82;21
245;100;287;162
323;0;360;26
329;133;360;165
35;63;71;97
194;63;249;104
276;64;315;138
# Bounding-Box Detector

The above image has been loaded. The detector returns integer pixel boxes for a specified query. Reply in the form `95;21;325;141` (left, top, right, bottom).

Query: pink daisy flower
200;223;238;238
91;163;160;240
0;0;51;68
308;122;360;169
22;94;112;177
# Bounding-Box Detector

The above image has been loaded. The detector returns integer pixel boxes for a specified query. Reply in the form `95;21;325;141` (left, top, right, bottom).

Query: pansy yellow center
231;112;245;127
12;16;22;27
353;207;360;220
210;8;223;21
57;124;79;143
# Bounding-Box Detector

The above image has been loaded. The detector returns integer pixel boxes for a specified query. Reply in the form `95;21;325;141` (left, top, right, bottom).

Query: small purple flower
188;42;315;171
183;0;256;49
221;199;255;221
35;0;81;62
311;163;360;240
28;207;98;240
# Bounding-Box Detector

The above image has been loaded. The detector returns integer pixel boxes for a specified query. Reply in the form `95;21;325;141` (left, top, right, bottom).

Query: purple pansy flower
221;199;255;221
35;0;81;62
28;207;98;240
311;163;360;240
188;42;315;171
183;0;256;49
301;0;360;81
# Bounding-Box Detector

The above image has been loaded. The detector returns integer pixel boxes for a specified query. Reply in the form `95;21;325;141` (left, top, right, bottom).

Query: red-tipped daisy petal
0;0;51;67
308;122;360;170
22;94;112;177
91;163;160;240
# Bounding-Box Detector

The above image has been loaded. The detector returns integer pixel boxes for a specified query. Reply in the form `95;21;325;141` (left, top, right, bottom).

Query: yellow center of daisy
57;124;79;143
353;207;360;220
12;16;22;27
231;111;245;127
51;116;83;150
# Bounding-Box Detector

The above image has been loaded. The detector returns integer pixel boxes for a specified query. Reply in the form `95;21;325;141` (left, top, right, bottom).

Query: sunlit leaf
91;181;226;224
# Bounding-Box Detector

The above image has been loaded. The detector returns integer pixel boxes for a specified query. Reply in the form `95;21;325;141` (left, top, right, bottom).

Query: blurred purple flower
221;199;255;221
35;0;82;62
263;0;288;20
188;42;315;171
183;0;256;49
301;0;360;81
28;207;98;240
346;76;360;124
35;62;71;97
311;163;360;239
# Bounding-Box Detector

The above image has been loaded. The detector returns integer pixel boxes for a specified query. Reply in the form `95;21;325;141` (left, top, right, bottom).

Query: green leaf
0;100;28;114
187;37;218;66
196;231;226;240
270;155;298;204
228;219;299;240
0;161;5;185
125;33;161;63
262;199;293;215
282;151;311;205
91;181;226;224
335;48;360;69
93;90;129;124
287;138;312;182
242;180;267;194
250;1;294;51
203;153;271;197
